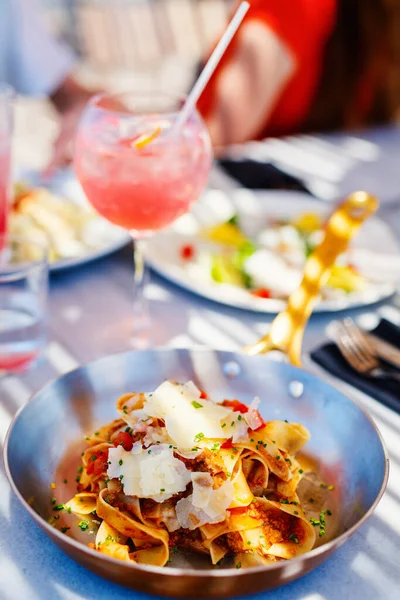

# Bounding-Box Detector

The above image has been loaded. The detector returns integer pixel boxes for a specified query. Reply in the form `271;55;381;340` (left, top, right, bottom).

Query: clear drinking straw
174;1;250;131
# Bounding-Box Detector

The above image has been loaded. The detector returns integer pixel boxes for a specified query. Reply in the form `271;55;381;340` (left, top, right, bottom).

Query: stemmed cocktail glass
74;91;212;345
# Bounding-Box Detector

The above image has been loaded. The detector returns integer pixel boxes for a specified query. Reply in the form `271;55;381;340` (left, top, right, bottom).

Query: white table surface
1;165;400;600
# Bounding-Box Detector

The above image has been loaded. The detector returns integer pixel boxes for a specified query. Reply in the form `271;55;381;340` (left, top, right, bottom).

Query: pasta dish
64;381;316;567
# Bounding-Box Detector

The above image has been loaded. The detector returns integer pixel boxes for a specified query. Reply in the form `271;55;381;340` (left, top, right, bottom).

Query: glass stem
131;237;151;348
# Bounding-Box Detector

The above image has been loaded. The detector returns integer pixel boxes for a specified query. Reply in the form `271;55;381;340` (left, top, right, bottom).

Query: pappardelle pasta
66;381;316;567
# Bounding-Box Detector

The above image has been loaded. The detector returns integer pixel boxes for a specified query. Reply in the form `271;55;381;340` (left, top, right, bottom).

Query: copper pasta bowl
4;348;388;598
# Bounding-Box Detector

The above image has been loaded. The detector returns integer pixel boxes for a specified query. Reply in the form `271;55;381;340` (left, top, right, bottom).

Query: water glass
0;84;14;238
0;234;48;374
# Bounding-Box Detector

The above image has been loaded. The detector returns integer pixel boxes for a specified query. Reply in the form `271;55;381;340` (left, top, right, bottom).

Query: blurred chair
42;0;232;91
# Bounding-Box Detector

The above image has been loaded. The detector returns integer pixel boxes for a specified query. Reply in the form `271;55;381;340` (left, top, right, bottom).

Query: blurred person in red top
198;0;398;147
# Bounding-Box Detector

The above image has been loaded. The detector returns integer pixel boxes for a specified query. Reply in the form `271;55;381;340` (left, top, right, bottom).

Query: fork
331;318;400;382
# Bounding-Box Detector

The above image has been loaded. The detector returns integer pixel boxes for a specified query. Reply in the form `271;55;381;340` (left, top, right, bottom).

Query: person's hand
42;77;95;179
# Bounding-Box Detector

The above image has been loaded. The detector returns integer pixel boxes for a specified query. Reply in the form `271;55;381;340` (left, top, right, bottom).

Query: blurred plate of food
10;169;130;271
144;190;398;313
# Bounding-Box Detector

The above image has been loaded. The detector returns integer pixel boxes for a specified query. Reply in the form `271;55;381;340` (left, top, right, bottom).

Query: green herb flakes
191;401;203;409
78;520;89;531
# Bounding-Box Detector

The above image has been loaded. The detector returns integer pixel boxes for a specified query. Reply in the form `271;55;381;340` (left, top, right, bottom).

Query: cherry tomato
221;438;233;449
87;449;109;476
251;288;271;299
222;399;249;413
180;244;195;260
199;389;208;399
113;431;134;451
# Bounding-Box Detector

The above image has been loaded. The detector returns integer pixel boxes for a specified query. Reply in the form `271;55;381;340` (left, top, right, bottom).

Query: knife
366;333;400;370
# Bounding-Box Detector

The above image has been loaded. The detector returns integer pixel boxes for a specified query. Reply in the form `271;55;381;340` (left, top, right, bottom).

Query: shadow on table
2;462;398;600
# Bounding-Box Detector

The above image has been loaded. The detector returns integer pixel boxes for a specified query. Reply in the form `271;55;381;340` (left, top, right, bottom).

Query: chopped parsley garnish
226;471;232;477
125;427;132;433
289;534;299;544
78;520;89;531
237;415;242;421
160;488;165;492
309;498;314;503
84;436;90;441
328;485;335;491
169;445;173;448
119;459;123;466
284;458;292;465
221;423;226;428
299;469;304;474
210;443;220;452
94;431;99;436
119;475;124;480
326;509;332;516
148;450;152;454
276;455;281;460
122;406;128;414
63;479;68;484
235;562;242;569
194;432;204;443
247;541;251;545
172;546;179;554
231;421;235;427
61;527;70;533
310;518;320;526
272;440;276;444
284;420;289;423
51;497;56;505
227;214;239;226
280;499;289;504
320;483;328;489
230;455;234;459
53;504;65;511
90;454;97;462
67;507;71;514
294;511;299;515
191;401;203;409
318;511;327;537
250;438;254;442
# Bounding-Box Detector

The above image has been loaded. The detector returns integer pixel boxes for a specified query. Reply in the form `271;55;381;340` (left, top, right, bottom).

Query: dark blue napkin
311;319;400;413
218;158;312;193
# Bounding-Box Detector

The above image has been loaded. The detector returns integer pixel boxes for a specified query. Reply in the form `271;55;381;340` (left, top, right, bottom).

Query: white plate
144;190;398;313
15;169;130;272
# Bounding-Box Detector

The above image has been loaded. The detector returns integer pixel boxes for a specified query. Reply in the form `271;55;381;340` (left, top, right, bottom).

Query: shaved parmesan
176;473;234;529
245;397;264;431
176;476;234;530
191;472;214;509
107;444;191;502
143;381;234;449
143;425;171;447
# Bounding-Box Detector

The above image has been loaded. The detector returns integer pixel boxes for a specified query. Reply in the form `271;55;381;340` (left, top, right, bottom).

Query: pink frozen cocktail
0;138;11;237
74;91;213;345
75;93;212;237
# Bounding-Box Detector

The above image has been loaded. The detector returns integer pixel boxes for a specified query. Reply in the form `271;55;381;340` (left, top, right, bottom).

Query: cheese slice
107;443;191;502
176;475;234;529
143;381;234;449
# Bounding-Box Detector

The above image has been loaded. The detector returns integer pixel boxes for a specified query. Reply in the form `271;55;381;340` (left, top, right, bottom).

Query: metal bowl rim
3;347;390;579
